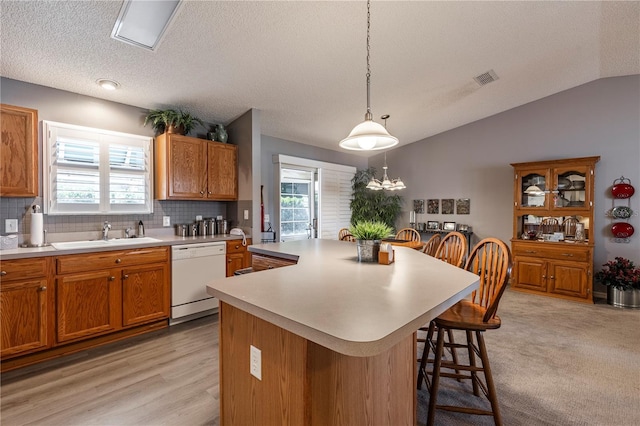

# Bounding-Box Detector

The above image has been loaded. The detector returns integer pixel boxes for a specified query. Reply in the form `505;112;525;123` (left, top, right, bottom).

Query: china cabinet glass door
517;169;550;209
550;165;591;211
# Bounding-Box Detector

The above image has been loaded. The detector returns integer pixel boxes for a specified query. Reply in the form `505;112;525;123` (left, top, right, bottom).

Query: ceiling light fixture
366;115;405;191
96;79;120;90
111;0;182;51
339;0;398;151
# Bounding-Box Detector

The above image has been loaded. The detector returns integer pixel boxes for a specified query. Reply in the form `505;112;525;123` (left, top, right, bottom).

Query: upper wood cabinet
0;104;39;197
154;133;237;200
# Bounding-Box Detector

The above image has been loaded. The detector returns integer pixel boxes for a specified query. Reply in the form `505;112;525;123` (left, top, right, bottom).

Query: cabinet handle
109;276;116;281
39;286;47;291
550;276;555;279
525;250;536;254
228;259;231;263
268;265;274;269
562;253;574;257
235;245;240;249
123;274;129;279
115;258;122;264
0;271;6;276
208;191;212;195
200;191;205;196
542;275;546;279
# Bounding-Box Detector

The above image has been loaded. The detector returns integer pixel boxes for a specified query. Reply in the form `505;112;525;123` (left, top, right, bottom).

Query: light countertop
207;239;479;357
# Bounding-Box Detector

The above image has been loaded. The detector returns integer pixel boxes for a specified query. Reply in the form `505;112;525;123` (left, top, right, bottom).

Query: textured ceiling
1;1;639;156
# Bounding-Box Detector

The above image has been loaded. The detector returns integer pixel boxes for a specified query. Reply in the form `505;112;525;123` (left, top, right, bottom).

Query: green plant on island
144;108;203;135
349;220;393;241
350;167;402;229
595;257;640;291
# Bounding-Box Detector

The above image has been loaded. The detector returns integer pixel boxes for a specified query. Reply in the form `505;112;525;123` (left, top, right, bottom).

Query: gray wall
372;75;640;293
0;77;227;241
260;134;368;231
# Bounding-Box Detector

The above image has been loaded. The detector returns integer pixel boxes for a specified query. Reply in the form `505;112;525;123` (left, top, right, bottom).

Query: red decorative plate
611;222;634;238
611;177;635;199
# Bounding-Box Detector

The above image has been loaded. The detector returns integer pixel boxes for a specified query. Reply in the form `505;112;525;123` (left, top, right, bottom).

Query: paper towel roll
30;212;43;246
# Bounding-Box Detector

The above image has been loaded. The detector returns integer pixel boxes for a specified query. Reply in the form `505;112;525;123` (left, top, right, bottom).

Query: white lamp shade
340;120;399;151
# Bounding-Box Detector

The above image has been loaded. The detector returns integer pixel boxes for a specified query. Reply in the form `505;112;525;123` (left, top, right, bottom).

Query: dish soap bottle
138;220;145;237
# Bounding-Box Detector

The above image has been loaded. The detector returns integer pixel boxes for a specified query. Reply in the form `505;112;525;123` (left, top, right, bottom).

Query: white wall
372;75;640;293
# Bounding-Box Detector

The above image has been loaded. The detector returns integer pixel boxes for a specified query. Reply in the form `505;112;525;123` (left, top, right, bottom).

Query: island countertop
206;239;479;357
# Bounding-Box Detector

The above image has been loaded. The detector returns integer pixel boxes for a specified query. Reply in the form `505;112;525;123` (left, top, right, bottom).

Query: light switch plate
5;219;18;233
244;209;249;220
264;214;270;223
163;216;171;227
250;345;262;380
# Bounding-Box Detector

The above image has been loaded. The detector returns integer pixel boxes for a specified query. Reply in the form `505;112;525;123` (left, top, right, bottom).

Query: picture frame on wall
413;199;425;214
443;221;456;231
427;221;440;230
441;199;454;214
427;199;439;214
456;198;470;214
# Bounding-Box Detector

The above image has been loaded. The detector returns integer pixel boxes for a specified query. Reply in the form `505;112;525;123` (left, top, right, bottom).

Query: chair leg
447;328;462;382
476;330;502;426
466;330;480;396
427;326;446;426
417;321;436;390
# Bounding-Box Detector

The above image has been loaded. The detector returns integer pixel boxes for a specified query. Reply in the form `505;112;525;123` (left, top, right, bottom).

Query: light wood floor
1;315;220;426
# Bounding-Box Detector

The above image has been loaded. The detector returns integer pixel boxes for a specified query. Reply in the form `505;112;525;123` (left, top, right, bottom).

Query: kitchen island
206;239;479;425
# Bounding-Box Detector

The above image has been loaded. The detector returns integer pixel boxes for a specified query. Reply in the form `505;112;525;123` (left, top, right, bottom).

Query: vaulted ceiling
1;1;638;155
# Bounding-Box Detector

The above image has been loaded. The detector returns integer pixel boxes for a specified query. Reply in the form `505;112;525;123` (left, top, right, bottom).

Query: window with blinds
43;121;152;215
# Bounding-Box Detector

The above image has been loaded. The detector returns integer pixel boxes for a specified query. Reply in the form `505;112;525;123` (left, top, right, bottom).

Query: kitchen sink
51;237;161;250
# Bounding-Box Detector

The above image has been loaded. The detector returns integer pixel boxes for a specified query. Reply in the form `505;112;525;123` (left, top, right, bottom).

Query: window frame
43;120;153;215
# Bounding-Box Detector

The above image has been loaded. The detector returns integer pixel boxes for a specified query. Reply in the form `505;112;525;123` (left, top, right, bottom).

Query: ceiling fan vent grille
474;70;499;86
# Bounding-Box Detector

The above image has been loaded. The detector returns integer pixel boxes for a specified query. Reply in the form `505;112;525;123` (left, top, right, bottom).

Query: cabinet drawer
252;254;297;271
0;257;48;281
57;247;169;274
226;239;249;254
512;243;590;262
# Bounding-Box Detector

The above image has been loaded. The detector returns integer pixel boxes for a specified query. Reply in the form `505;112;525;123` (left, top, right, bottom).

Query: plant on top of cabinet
144;109;203;135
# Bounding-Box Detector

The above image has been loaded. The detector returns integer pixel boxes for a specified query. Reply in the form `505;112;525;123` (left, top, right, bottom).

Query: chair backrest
464;238;512;322
396;228;421;242
540;217;559;234
339;233;356;242
562;217;578;238
338;228;351;240
422;233;442;257
434;232;468;267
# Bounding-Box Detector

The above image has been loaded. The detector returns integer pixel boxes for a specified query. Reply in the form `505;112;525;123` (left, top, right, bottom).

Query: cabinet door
0;279;49;357
207;142;237;200
122;263;170;327
168;135;207;198
226;253;245;277
515;168;549;210
513;257;547;292
550;164;593;212
548;261;590;299
0;104;38;197
57;270;121;343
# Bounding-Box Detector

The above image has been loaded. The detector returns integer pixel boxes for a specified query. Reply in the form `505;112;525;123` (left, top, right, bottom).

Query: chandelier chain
366;0;371;114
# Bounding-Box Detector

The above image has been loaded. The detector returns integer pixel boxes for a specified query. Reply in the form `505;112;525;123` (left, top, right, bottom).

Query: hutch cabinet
0;104;39;197
154;133;237;201
510;156;599;303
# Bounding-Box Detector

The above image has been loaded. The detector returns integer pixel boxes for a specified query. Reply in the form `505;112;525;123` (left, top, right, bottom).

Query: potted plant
350;168;402;229
144;109;203;135
595;257;640;308
349;220;393;262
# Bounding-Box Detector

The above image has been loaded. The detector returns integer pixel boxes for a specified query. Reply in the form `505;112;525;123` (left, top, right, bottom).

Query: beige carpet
416;288;640;426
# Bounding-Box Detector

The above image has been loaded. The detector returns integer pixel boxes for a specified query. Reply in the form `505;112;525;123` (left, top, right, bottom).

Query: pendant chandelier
366;115;405;190
339;0;398;151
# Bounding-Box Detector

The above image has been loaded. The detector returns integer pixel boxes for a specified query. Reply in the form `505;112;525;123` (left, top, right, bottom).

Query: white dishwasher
171;242;226;325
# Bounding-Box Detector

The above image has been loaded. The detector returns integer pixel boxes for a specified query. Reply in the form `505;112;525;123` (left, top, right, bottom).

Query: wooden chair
422;233;442;257
562;217;578;238
417;238;512;426
396;227;421;242
339;233;356;242
539;217;559;235
433;231;468;268
338;228;351;241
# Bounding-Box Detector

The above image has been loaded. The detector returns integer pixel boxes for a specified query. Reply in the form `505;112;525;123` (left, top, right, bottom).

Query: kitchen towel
30;212;43;246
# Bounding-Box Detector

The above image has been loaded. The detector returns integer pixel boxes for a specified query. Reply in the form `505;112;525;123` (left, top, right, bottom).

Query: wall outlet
244;209;249;220
264;214;270;223
250;345;262;380
5;219;18;233
163;216;171;227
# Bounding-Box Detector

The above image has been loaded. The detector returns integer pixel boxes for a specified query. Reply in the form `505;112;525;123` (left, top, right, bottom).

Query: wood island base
219;302;416;425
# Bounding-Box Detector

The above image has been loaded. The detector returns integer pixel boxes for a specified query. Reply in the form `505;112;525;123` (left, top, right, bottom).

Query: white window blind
318;169;354;240
43;121;152;215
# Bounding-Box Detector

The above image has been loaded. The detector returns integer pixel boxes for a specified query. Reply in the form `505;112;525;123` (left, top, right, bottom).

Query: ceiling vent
474;69;499;86
111;0;182;51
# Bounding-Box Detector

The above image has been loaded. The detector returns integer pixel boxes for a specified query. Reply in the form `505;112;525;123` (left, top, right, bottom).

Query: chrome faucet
125;227;133;238
102;221;111;241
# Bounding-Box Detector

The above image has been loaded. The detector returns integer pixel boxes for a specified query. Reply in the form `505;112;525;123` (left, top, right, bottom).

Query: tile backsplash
0;197;227;242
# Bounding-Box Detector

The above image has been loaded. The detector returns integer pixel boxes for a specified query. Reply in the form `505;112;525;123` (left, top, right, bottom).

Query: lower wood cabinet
511;241;592;302
226;238;252;276
0;257;53;358
251;253;298;271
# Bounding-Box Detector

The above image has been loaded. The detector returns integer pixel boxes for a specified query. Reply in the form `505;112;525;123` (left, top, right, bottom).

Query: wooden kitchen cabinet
251;253;298;272
511;156;599;303
0;257;53;358
154;133;237;200
0;104;39;197
226;238;252;277
56;247;170;342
